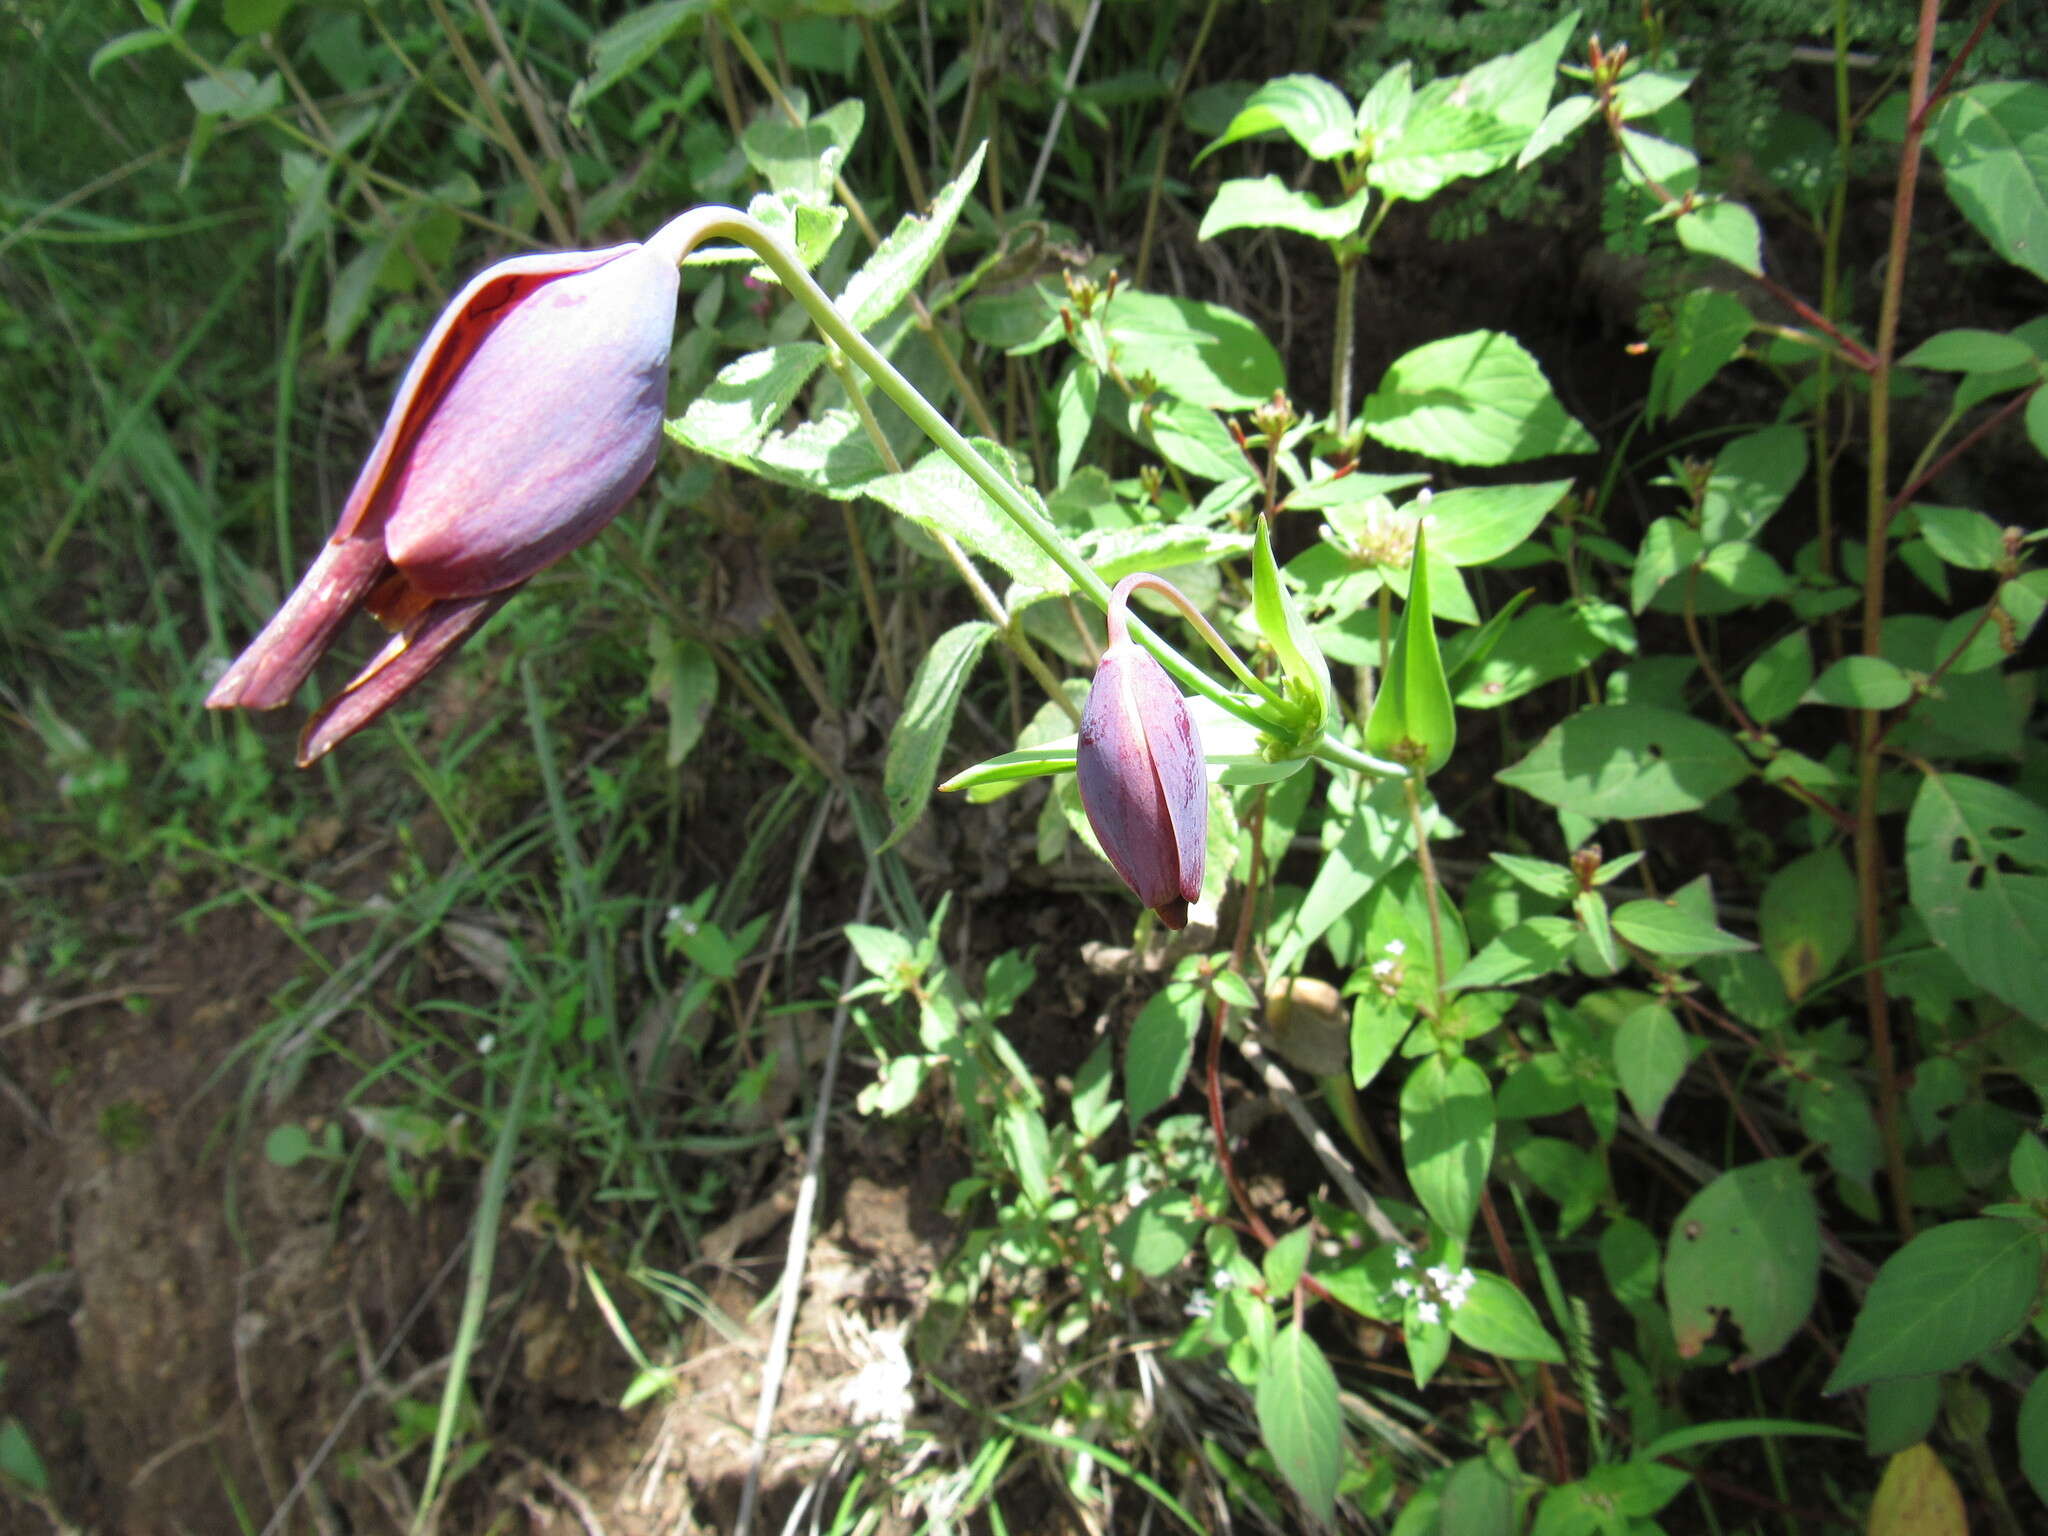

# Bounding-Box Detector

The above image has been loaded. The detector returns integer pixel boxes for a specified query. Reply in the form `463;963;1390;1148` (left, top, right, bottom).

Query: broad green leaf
1000;1100;1052;1207
1867;1444;1967;1536
1611;899;1755;957
1351;993;1415;1090
1700;425;1808;544
1267;779;1409;977
1616;127;1700;196
1361;330;1595;465
1201;73;1357;163
579;1;713;105
1498;704;1751;819
1366;527;1455;774
1256;1326;1343;1523
1759;847;1855;1000
1629;515;1702;614
742;407;890;498
647;626;718;769
1448;1272;1565;1363
1053;361;1098;486
837;140;985;330
1665;1159;1819;1366
1929;82;2048;285
1263;1226;1314;1295
1104;290;1286;410
1110;1192;1200;1276
184;67;284;120
1613;68;1695;120
1519;93;1596;169
2020;1373;2048;1506
863;441;1070;594
1534;1464;1690;1535
1446;916;1577;989
1648;288;1753;423
2013;1132;2048;1198
1454;600;1631;709
1826;1218;2044;1392
1371;12;1577;199
1436;1458;1517;1536
1912;503;2007;570
1614;1004;1687;1130
1738;629;1814;726
1901;328;2041;373
0;1417;47;1496
667;341;829;460
1126;979;1205;1126
1423;480;1571;566
1140;395;1247;483
880;621;996;851
1675;200;1763;275
1199;175;1372;241
1866;1377;1942;1457
742;99;865;200
225;0;290;35
1806;655;1912;709
1401;1054;1496;1242
1905;771;2048;1024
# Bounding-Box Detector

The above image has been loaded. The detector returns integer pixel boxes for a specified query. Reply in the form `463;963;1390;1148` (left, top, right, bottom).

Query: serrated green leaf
836;140;985;330
1648;287;1753;423
1901;327;2041;372
1825;1219;2043;1392
1912;503;2008;570
1126;981;1205;1126
580;1;713;105
1612;898;1755;957
863;441;1069;593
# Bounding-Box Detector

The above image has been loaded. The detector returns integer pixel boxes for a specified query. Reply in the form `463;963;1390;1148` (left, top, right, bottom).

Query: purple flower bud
207;238;680;764
1076;636;1207;929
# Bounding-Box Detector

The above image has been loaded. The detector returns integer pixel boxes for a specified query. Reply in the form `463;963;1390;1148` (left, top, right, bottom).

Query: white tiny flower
1416;1300;1440;1326
1371;958;1397;978
1392;1278;1414;1298
1385;938;1406;956
1213;1269;1237;1291
1427;1265;1452;1289
1185;1289;1213;1319
1393;1248;1413;1269
476;1033;496;1055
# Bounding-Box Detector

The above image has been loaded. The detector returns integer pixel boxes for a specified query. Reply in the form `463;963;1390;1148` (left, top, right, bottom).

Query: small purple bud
207;237;680;764
1076;637;1206;929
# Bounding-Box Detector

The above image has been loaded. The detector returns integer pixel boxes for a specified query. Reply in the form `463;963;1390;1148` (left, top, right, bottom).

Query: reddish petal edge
330;245;640;548
295;591;509;766
206;534;390;711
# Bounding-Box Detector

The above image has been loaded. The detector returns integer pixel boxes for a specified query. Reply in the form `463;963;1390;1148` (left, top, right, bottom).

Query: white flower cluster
1389;1248;1476;1328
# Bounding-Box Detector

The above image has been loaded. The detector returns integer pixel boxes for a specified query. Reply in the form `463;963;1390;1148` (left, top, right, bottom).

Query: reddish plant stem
1478;1190;1571;1484
1917;0;2010;128
1887;382;2040;516
1856;0;1945;1242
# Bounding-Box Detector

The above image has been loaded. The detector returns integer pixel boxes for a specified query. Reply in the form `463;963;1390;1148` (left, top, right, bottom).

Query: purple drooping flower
207;237;680;763
1076;578;1207;928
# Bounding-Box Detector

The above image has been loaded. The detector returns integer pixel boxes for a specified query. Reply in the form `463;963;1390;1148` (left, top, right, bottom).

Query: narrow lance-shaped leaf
1251;514;1332;740
1366;524;1456;774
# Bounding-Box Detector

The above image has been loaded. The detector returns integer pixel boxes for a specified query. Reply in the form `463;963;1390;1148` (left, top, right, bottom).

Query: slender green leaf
881;621;997;850
1825;1219;2043;1392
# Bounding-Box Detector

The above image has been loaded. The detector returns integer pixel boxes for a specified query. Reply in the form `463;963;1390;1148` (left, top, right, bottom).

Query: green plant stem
1108;573;1289;712
1856;0;1943;1242
1403;774;1449;1018
646;208;1286;741
859;17;928;207
1134;0;1225;288
825;350;1079;724
421;0;569;246
1331;255;1358;438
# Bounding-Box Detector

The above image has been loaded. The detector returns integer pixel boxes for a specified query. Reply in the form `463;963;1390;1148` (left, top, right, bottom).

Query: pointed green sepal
1251;514;1333;742
1366;525;1456;775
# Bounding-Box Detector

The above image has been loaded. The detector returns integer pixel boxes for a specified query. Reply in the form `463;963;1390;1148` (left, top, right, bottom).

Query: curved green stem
645;206;1282;739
